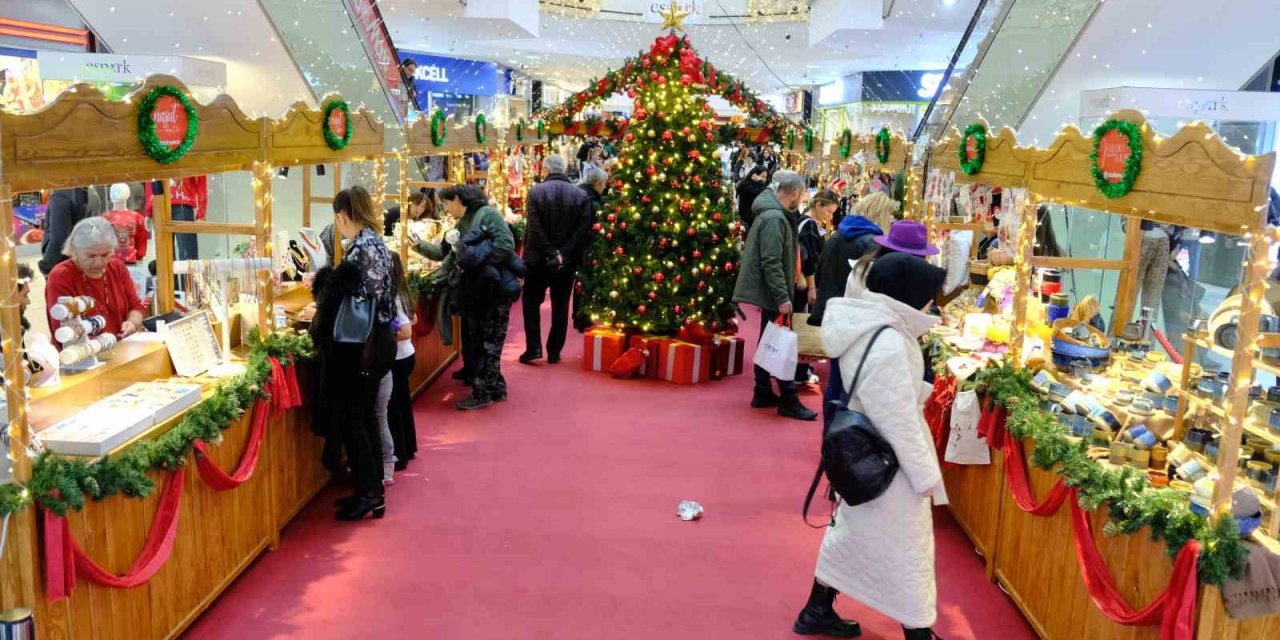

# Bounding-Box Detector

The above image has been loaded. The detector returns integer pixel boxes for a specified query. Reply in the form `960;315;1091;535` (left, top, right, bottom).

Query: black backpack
804;326;900;525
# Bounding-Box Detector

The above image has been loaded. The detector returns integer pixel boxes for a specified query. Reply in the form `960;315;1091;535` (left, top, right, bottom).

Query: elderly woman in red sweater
45;217;147;348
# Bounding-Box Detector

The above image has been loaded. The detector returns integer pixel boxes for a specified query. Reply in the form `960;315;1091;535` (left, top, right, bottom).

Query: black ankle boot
902;626;939;640
793;581;861;637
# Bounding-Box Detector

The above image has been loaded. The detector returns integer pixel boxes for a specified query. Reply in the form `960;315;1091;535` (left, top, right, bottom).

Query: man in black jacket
573;167;607;331
520;155;594;364
39;187;100;276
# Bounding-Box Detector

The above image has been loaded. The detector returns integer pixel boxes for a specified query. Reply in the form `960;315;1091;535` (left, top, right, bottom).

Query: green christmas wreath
874;127;891;164
1091;119;1143;199
430;109;447;147
137;85;199;165
803;128;814;154
515;118;526;142
837;129;853;159
958;123;987;176
536;119;546;140
474;113;487;144
786;128;795;150
322;100;353;151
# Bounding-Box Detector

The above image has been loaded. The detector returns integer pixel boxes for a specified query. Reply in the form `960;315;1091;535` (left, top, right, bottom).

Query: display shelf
1187;334;1280;379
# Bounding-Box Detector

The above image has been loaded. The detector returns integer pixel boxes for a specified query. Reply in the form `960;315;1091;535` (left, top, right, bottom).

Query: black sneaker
518;350;543;364
457;395;495;411
751;389;781;408
779;400;818;421
451;370;471;381
547;353;561;364
792;606;862;637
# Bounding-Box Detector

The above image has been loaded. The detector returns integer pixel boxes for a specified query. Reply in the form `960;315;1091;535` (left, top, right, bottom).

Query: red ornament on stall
725;261;735;271
649;221;659;229
711;234;720;242
704;133;714;142
646;164;658;176
698;119;713;131
624;133;635;144
656;111;666;120
575;281;584;293
606;233;613;240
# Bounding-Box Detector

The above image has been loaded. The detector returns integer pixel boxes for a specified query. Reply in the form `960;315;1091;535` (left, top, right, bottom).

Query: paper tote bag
753;318;798;380
945;389;991;465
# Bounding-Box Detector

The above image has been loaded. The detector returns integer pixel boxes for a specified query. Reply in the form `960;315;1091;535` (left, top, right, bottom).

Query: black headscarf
865;252;946;311
735;165;771;227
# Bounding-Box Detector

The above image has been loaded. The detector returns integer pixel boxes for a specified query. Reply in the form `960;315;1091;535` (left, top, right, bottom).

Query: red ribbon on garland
44;468;187;602
923;376;958;464
1002;434;1199;639
42;359;302;601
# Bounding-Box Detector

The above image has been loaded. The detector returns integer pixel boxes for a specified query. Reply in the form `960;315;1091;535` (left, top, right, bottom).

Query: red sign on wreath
1097;129;1130;184
964;135;979;162
152;95;188;151
327;107;348;140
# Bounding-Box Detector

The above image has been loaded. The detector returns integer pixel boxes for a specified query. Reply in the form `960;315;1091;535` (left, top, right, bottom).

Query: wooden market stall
933;110;1280;639
0;77;334;640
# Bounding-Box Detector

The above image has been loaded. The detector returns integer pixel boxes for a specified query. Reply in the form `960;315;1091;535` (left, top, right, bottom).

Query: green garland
27;329;314;516
969;360;1248;587
322;100;353;151
136;85;199;165
536;119;546;140
803;128;814;154
1091;119;1143;199
837;129;853;159
785;129;795;150
474;113;487;144
515;118;526;142
430;109;447;147
874;127;891;164
958;123;987;176
407;265;450;299
0;482;28;517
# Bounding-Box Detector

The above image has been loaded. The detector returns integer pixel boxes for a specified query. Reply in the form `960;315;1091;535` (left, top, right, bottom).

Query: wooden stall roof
931;120;1032;187
1028;109;1275;234
828;129;911;172
267;96;386;167
0;75;263;192
404;112;506;155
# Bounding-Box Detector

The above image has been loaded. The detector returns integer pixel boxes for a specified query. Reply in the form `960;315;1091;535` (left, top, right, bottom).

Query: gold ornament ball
687;134;697;143
658;172;667;181
651;205;660;213
647;129;656;138
609;290;620;299
633;171;642;180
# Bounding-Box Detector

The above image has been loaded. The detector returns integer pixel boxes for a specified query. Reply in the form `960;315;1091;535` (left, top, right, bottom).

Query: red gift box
656;339;712;385
583;328;626;372
710;333;745;379
626;334;662;378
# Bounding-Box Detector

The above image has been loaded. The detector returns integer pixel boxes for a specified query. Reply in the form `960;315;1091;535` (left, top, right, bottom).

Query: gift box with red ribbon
583;328;627;372
626;334;663;378
655;339;712;385
710;333;745;379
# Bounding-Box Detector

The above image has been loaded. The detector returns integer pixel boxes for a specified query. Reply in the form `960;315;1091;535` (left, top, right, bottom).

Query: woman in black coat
736;165;770;231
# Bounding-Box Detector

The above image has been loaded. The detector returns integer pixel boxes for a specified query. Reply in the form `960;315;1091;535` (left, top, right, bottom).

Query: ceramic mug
1091;427;1113;448
1131;427;1158;450
1143;370;1172;394
1271;408;1280;433
1109;441;1129;463
1115;390;1135;405
1151;444;1169;469
1132;398;1155;415
1128;446;1151;469
1177;459;1207;482
1163;394;1179;413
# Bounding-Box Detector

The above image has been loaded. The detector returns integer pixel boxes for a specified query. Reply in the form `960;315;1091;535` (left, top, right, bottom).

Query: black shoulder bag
804;326;900;526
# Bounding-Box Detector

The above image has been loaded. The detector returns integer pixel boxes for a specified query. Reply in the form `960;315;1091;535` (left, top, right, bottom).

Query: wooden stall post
253;162;275;333
301;165;312;228
1110;218;1144;334
398;149;410;266
1009;194;1038;366
373;155;387;213
154;181;176;313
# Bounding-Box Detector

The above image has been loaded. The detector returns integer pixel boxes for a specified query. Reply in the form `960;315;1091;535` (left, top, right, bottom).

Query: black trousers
389;355;417;466
522;264;575;357
463;303;511;401
341;374;386;498
458;317;481;377
755;307;798;399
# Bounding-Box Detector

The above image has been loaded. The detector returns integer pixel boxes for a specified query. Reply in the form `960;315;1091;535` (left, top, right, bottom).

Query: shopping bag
792;312;826;359
945;389;991;465
753;316;798;380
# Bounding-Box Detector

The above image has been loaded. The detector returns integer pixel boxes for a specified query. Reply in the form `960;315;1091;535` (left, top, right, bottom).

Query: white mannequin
108;183;131;210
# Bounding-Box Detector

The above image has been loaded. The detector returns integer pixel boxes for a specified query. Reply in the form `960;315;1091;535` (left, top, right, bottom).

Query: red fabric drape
1001;430;1200;640
923;376;958;463
193;398;270;491
414;294;438;338
976;400;1008;450
43;468;187;602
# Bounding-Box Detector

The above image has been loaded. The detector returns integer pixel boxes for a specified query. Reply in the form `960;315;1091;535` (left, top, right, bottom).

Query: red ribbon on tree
1002;434;1199;639
44;468;187;602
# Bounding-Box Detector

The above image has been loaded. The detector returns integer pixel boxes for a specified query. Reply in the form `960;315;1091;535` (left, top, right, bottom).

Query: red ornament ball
633;267;644;276
614;246;624;255
575;281;584;293
680;74;692;85
724;261;735;271
592;223;602;232
654;273;666;284
711;234;720;242
649;71;660;82
637;304;647;315
673;304;683;315
692;250;702;259
679;200;693;213
606;213;617;222
661;130;674;142
624;133;635;143
619;222;628;230
703;265;713;274
648;291;658;301
686;226;696;236
649;221;659;229
658;238;669;248
656;111;666;120
712;213;722;222
675;274;684;283
679;256;687;264
656;75;668;85
641;195;651;204
605;233;613;240
697;280;707;290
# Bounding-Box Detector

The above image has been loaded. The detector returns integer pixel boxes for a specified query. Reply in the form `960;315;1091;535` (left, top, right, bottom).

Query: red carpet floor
183;309;1034;640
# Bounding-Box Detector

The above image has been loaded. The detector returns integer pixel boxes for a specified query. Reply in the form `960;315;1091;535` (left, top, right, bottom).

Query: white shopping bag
753;318;798;380
945;389;991;465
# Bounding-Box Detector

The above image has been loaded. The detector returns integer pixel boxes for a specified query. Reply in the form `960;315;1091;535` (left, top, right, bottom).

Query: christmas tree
578;30;743;334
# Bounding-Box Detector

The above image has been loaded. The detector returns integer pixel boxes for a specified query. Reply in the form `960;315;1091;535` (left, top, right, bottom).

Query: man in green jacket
732;170;817;421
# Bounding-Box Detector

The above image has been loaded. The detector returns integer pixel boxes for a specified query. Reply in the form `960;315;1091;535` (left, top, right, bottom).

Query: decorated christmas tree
577;31;744;334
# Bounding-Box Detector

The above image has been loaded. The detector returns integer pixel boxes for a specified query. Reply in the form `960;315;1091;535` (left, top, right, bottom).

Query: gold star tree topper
658;1;691;32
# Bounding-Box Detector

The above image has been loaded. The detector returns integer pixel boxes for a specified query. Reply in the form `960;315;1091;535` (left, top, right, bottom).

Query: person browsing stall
44;217;147;348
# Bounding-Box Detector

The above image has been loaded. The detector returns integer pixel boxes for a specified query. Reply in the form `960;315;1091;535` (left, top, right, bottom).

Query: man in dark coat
573;167;607;331
732;170;817;421
520;154;594;364
39;187;100;276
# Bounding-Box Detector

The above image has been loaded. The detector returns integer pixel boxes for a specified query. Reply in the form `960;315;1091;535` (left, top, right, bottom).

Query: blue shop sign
401;51;502;97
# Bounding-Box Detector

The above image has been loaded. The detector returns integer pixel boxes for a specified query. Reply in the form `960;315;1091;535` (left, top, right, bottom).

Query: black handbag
333;295;375;344
804;326;900;524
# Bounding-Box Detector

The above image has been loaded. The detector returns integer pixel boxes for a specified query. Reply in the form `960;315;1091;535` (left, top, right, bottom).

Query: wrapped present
583;328;627;372
626;334;662;378
656;339;712;385
710;333;745;379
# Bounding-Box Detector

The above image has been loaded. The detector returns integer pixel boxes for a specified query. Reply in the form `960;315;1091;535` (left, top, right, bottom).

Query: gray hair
773;170;805;194
544;155;566;173
63;216;118;256
582;167;608;187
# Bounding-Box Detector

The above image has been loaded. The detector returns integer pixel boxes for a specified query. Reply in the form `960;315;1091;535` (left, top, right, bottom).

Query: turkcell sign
401;51;502;96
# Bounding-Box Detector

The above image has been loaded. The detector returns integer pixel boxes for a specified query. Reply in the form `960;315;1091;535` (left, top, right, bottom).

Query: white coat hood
821;292;939;363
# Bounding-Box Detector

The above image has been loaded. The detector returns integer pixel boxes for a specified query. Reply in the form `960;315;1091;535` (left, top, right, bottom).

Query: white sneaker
807;372;820;386
382;462;396;485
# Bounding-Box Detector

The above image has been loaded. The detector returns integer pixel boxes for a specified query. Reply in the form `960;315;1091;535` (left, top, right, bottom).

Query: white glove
444;229;460;246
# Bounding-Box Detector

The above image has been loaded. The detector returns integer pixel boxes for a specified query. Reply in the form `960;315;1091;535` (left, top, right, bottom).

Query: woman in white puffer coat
794;252;949;640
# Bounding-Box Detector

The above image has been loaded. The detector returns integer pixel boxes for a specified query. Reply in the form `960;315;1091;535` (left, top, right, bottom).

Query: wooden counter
945;438;1280;639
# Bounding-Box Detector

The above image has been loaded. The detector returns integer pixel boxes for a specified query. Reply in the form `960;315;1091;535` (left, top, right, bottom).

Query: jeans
754;307;798;400
374;371;395;468
522;264;575;357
